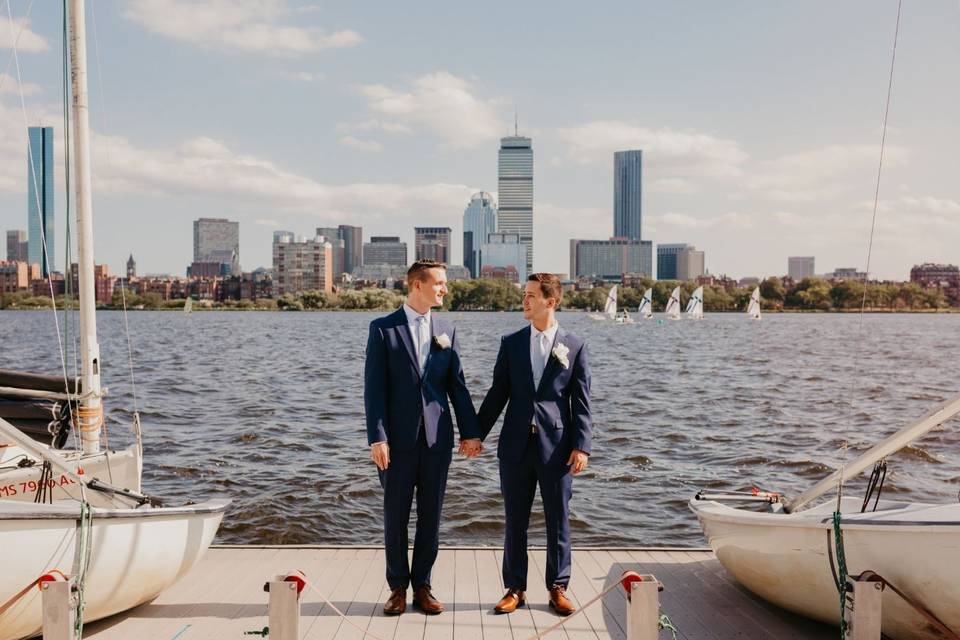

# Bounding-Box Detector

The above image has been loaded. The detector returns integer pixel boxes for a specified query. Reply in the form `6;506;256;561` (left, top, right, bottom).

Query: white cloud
336;119;413;135
254;218;280;227
338;136;383;152
356;72;502;149
556;120;748;178
743;144;910;203
284;71;326;83
650;211;755;230
124;0;362;55
0;73;41;96
0;16;49;52
86;131;476;218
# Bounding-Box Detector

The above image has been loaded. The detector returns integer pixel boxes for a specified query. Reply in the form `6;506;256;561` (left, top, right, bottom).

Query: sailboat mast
68;0;102;454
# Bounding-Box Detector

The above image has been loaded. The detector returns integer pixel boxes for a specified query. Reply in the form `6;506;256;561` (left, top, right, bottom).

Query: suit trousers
499;433;574;591
379;428;452;590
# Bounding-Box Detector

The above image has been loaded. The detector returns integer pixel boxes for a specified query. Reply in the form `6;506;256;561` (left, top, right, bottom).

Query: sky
0;0;958;280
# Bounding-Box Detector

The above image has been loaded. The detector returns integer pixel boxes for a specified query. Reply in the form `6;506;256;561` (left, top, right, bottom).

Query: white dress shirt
530;321;559;389
403;304;432;374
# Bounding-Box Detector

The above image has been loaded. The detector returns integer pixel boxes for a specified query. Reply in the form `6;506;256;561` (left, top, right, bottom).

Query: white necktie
534;332;549;384
416;316;428;373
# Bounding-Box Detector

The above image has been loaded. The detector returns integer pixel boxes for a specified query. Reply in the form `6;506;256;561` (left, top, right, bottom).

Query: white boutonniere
434;333;452;349
552;343;570;369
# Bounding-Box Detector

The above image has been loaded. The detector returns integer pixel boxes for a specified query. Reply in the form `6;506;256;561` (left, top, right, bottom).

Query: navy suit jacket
364;307;479;452
478;325;592;467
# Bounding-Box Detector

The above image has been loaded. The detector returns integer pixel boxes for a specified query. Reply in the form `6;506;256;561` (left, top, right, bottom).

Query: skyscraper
193;218;240;275
338;225;363;273
788;256;815;280
6;230;27;262
415;227;452;263
498;135;533;275
657;243;691;280
614;150;642;240
363;237;408;266
462;192;497;277
27;126;54;277
316;227;346;279
677;247;706;281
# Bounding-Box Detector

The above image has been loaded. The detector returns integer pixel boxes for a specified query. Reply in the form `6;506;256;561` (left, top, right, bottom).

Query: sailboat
690;396;960;640
184;296;193;314
685;285;704;320
691;5;960;638
604;284;618;320
637;288;653;319
746;286;762;320
664;286;681;320
0;3;228;638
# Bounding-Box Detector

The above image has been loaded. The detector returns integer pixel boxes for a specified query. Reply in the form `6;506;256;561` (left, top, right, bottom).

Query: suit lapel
536;326;567;395
516;326;536;394
393;307;421;379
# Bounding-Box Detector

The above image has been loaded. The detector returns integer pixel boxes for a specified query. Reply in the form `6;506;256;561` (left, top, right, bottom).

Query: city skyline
0;2;957;280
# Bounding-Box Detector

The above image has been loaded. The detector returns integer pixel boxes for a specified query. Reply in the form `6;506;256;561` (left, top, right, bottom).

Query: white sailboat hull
0;499;228;640
0;444;141;506
690;497;960;639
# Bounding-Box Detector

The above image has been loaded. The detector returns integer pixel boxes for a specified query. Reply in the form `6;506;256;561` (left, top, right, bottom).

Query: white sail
747;286;762;320
184;297;193;314
603;285;618;319
685;286;704;319
638;288;653;318
664;286;681;320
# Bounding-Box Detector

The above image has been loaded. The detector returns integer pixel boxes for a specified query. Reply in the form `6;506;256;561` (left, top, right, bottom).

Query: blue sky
1;0;958;280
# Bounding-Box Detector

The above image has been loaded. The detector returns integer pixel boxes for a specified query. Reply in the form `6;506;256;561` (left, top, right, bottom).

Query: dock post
268;577;300;640
626;579;660;640
845;577;883;640
41;578;76;640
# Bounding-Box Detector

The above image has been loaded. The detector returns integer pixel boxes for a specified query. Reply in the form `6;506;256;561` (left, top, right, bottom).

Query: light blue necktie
416;316;428;373
533;332;549;386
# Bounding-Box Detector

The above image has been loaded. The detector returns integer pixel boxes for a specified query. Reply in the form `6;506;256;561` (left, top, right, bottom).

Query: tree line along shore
0;276;955;313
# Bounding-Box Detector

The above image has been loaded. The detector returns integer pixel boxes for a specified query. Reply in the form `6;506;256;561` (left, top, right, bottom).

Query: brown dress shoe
549;585;575;616
412;585;444;615
494;588;525;614
383;587;406;615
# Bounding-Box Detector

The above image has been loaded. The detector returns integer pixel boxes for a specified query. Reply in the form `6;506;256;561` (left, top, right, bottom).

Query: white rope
300;575;389;640
524;580;626;640
299;572;630;640
4;0;80;446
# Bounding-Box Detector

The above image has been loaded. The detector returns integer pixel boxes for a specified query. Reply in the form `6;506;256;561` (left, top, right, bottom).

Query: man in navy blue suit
478;272;592;616
364;260;482;616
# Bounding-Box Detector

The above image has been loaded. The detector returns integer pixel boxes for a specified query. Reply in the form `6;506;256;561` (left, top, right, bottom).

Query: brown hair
528;272;562;304
407;259;446;283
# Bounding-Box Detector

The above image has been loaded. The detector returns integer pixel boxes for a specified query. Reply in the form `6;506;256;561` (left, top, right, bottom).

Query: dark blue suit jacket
478;325;592;467
364;307;479;452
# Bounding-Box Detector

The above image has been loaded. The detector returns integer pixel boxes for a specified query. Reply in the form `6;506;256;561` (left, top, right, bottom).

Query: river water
2;310;958;546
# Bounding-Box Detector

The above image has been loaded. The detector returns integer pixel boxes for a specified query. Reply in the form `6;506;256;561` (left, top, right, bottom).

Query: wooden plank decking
83;547;835;640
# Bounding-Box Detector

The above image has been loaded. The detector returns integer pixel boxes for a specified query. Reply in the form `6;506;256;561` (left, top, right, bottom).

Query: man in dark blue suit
364;260;482;616
478;272;592;616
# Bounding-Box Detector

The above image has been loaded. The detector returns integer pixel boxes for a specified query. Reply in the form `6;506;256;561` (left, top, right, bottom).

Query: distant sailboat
604;285;618;320
685;286;704;320
637;288;653;319
746;286;762;320
184;297;193;314
664;286;681;320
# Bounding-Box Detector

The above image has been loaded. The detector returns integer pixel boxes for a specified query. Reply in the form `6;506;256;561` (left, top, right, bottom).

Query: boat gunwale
0;498;230;520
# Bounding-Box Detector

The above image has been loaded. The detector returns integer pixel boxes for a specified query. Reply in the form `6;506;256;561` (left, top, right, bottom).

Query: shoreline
1;306;958;313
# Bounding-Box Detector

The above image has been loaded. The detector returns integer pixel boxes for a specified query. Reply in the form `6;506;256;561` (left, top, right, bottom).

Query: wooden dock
83;546;835;639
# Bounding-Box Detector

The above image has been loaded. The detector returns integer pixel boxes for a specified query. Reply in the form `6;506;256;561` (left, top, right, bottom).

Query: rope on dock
300;574;389;640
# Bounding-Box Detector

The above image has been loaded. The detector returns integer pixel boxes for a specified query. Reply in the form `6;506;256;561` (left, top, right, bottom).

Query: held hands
458;438;483;458
370;442;390;471
567;449;589;475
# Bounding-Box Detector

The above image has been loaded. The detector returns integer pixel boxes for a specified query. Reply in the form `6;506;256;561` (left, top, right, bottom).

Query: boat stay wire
3;0;80;436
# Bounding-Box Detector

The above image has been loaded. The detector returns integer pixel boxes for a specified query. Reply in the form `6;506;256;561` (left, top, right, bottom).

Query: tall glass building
27;126;54;277
614;150;642;240
657;243;691;280
498;136;533;275
462;192;497;277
